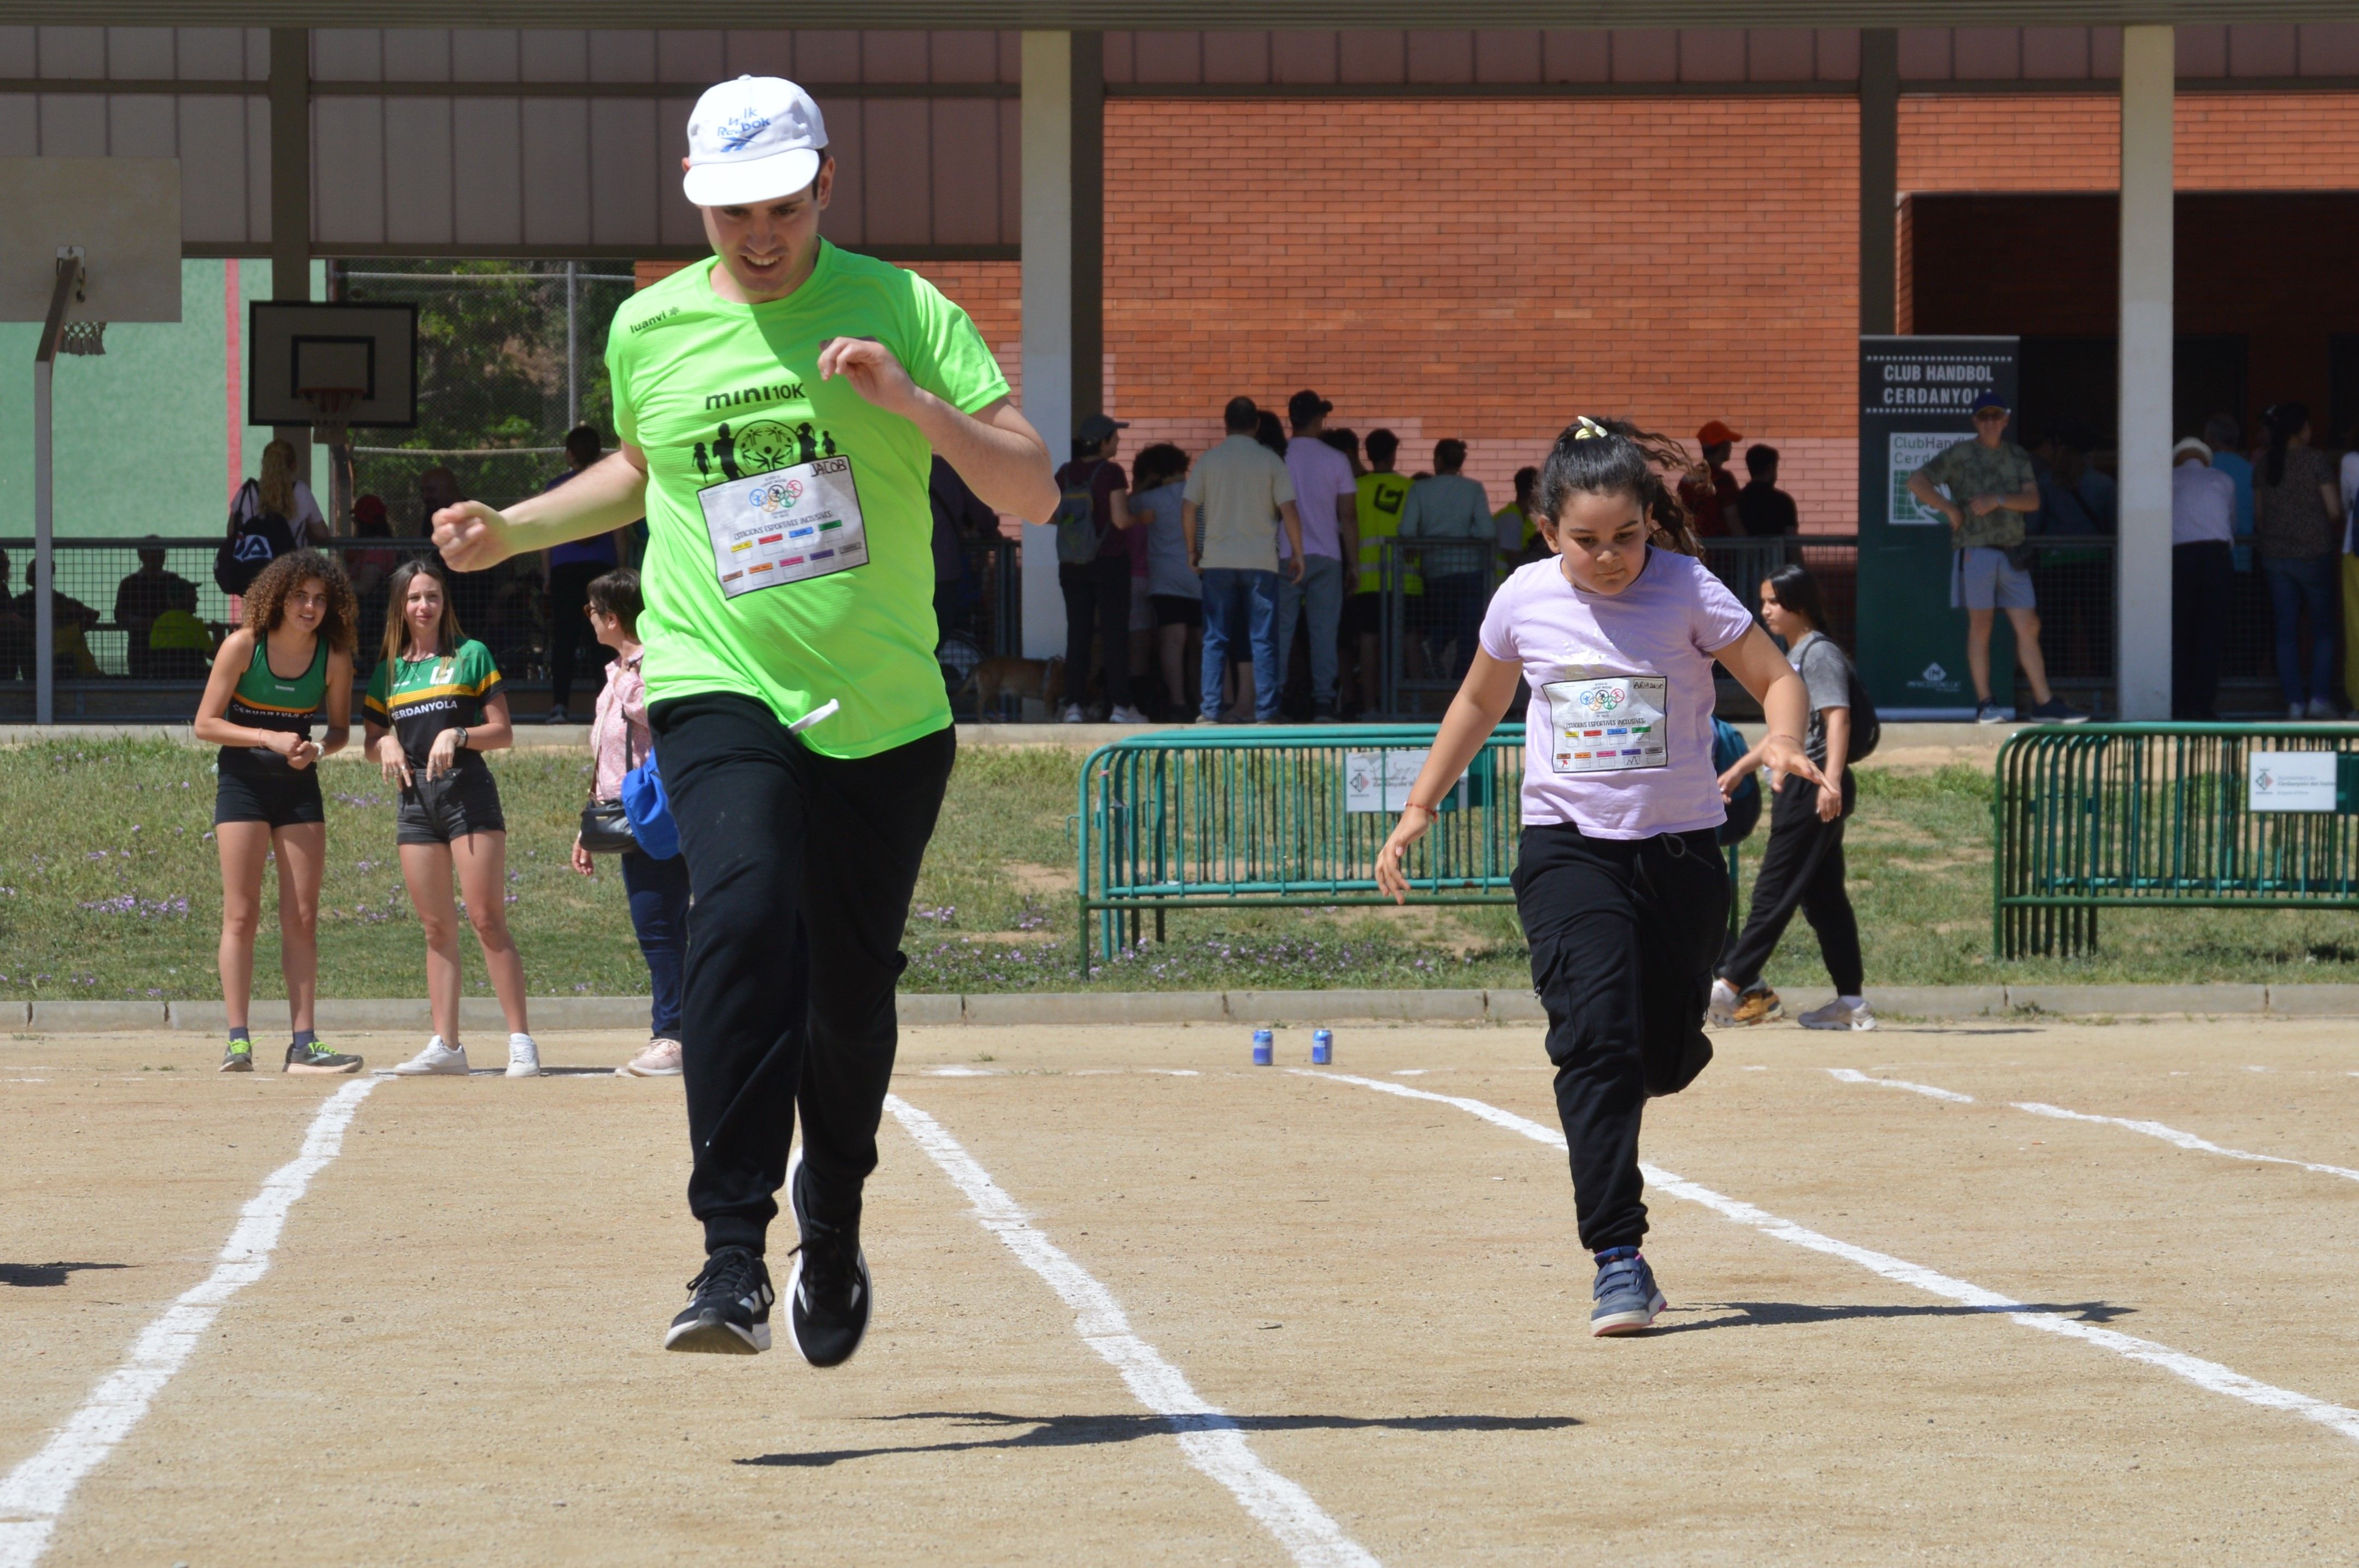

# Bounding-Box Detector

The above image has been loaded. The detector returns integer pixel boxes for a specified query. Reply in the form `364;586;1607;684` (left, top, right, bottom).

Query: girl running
1375;417;1827;1336
1711;563;1873;1031
193;549;364;1075
365;559;540;1078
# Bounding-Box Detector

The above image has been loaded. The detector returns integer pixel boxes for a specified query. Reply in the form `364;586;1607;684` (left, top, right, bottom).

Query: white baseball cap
683;76;830;207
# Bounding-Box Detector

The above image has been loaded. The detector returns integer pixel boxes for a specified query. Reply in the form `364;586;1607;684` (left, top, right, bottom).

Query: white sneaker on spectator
1798;998;1878;1031
506;1033;542;1077
619;1037;683;1077
1062;704;1085;724
2289;704;2307;719
384;1036;468;1076
2307;696;2339;719
1109;704;1150;724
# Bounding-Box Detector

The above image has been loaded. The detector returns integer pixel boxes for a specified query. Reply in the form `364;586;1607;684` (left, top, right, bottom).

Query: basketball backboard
248;301;419;428
0;157;182;324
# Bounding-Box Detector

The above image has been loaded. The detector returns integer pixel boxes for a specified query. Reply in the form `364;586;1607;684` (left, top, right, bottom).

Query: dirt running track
2;1020;2355;1565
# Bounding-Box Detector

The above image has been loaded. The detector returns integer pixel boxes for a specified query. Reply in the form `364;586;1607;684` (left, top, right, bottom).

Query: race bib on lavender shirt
698;455;870;600
1542;673;1668;773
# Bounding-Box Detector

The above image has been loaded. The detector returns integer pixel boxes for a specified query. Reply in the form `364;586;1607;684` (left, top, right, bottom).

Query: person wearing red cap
1678;421;1744;538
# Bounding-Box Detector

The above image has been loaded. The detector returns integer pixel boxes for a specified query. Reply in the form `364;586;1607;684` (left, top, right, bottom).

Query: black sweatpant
546;559;614;713
650;692;956;1257
1513;822;1728;1253
1719;771;1862;997
1060;553;1134;709
2172;540;2232;719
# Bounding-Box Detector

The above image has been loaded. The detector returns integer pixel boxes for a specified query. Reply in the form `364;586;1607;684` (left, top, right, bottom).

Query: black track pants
1719;772;1863;998
651;692;955;1257
1512;822;1728;1253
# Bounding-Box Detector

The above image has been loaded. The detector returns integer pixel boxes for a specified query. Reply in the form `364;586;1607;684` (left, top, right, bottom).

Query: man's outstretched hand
431;502;513;573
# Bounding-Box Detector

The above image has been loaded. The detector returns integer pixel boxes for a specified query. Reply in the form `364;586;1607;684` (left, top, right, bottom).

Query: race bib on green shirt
702;456;870;597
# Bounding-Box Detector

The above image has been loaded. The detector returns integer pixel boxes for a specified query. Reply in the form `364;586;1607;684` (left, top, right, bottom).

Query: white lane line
2012;1101;2359;1186
885;1095;1378;1568
0;1078;379;1568
1825;1068;1975;1103
1821;1066;2359;1186
1299;1071;2359;1449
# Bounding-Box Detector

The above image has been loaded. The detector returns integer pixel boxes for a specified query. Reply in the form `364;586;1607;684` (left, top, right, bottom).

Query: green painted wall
0;260;327;544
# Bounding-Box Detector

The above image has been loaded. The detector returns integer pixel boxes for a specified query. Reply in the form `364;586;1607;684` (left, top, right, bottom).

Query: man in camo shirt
1907;392;2086;724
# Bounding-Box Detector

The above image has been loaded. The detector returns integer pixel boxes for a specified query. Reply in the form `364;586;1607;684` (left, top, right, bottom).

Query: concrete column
268;28;312;477
2117;26;2174;720
1070;33;1105;428
1020;31;1073;661
1858;30;1899;336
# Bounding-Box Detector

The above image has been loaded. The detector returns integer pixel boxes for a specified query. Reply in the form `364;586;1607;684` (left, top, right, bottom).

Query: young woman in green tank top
192;549;364;1075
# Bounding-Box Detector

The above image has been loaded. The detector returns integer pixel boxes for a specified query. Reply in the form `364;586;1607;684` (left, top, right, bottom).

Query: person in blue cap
1905;392;2086;723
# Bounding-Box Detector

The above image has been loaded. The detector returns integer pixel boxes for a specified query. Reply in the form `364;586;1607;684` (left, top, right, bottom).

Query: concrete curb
12;983;2355;1033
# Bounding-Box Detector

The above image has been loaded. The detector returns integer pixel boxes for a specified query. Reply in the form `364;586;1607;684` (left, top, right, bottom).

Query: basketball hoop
57;320;104;356
301;384;363;444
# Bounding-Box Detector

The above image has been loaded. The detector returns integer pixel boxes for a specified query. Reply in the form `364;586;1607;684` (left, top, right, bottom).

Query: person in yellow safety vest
1346;427;1420;715
1495;466;1544;568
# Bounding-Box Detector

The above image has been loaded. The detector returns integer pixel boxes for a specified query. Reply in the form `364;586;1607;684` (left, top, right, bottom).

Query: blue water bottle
1311;1028;1333;1065
1251;1028;1273;1066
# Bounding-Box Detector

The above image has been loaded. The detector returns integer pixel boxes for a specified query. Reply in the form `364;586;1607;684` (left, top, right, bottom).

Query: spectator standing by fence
1399;438;1492;680
541;425;632;724
1734;444;1798;539
1348;428;1416;716
1184;397;1303;723
2339;417;2359;711
2171;438;2235;720
1131;443;1200;718
346;496;401;670
114;538;192;679
1055;414;1145;724
1679;421;1744;538
1907;393;2084;724
2254;402;2344;718
2204;413;2256;570
1278;390;1356;722
1495;467;1542;567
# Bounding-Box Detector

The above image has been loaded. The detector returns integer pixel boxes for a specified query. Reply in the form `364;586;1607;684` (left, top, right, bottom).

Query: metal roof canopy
0;3;2350;25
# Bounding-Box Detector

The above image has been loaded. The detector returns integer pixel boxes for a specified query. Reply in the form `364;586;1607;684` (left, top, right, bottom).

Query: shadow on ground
741;1411;1580;1469
1652;1299;2134;1335
1;1261;131;1287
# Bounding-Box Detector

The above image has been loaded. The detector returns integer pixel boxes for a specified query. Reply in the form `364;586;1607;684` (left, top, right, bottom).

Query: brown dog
963;655;1063;721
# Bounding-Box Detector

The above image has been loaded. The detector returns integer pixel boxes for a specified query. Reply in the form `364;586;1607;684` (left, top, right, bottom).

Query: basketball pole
33;250;80;727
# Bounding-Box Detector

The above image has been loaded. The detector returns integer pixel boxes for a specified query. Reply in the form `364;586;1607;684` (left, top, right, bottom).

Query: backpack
1052;461;1109;565
214;480;296;596
1842;652;1881;761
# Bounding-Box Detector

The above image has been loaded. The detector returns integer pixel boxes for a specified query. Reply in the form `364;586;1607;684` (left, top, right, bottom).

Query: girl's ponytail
1535;417;1702;558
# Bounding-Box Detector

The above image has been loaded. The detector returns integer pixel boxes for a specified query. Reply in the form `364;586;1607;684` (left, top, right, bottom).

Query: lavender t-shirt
1478;549;1756;839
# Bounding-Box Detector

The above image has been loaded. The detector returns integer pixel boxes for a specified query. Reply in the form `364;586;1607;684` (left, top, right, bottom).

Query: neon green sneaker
220;1038;254;1073
284;1040;364;1075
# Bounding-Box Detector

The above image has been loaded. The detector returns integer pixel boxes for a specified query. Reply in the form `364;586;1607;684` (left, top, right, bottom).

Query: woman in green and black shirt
191;548;364;1075
364;559;539;1078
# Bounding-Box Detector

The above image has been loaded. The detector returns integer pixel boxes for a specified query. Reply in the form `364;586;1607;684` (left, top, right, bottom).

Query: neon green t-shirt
604;243;1011;758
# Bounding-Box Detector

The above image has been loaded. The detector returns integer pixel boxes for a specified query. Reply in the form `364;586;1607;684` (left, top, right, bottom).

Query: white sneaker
1797;998;1878;1031
2307;696;2339;719
1061;704;1085;724
1707;978;1741;1027
619;1037;683;1077
505;1033;543;1078
1109;704;1150;724
384;1036;469;1075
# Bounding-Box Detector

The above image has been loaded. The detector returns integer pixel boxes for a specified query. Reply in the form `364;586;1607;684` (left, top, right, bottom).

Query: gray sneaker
1590;1250;1666;1336
1797;998;1878;1031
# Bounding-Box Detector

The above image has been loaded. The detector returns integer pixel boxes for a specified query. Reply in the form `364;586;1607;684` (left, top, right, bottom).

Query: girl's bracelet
1402;799;1441;818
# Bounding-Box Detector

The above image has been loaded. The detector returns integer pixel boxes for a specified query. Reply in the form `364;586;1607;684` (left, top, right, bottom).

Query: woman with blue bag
569;569;692;1076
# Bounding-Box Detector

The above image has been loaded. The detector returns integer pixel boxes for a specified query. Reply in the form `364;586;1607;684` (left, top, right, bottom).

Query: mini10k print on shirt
1478;549;1758;839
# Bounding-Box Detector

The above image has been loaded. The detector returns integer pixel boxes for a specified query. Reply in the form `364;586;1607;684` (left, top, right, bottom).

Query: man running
431;75;1057;1363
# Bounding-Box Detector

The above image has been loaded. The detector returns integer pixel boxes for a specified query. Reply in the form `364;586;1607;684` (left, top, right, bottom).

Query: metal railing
1075;723;1526;967
1993;722;2359;959
1374;539;1502;717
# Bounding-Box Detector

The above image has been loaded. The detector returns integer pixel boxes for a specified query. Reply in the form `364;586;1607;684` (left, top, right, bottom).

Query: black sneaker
284;1040;364;1075
664;1245;773;1354
786;1153;873;1369
220;1038;254;1073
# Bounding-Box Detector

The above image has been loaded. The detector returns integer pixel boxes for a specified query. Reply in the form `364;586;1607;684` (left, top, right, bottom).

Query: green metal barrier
1074;724;1526;970
1993;722;2359;959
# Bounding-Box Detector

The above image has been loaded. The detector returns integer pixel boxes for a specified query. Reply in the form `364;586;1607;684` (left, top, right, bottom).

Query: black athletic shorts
213;755;326;829
1149;593;1203;629
1340;591;1385;639
395;761;507;846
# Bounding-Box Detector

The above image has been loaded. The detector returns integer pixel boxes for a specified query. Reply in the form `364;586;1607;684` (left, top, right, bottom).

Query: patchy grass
4;740;2357;1000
